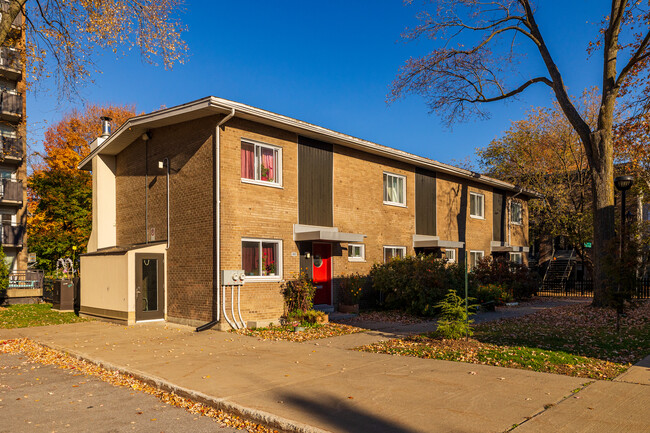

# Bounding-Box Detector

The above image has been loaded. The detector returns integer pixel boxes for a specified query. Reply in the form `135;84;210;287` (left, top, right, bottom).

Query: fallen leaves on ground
358;301;650;380
0;338;278;433
336;310;430;325
232;323;363;342
0;304;88;329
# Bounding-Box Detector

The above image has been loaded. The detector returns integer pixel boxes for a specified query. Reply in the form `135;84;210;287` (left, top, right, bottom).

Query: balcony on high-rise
2;223;23;247
0;47;21;80
0;178;22;204
0;90;21;122
1;135;21;161
0;1;23;29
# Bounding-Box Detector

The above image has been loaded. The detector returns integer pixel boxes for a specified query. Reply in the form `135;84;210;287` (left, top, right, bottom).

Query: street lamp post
614;175;634;331
614;176;634;261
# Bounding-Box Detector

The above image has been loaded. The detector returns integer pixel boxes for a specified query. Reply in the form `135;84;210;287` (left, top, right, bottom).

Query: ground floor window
383;246;406;262
469;250;484;269
510;252;523;265
444;249;456;263
348;243;365;261
242;238;281;279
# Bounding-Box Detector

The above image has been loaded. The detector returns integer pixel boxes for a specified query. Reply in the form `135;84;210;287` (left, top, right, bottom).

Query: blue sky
27;0;608;166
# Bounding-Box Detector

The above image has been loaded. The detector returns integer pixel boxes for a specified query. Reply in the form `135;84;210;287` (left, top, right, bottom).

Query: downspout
144;135;149;243
164;157;170;250
196;108;236;332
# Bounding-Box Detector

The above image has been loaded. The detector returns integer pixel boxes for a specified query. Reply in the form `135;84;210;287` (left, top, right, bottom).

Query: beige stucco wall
80;243;167;325
87;153;117;253
80;253;128;315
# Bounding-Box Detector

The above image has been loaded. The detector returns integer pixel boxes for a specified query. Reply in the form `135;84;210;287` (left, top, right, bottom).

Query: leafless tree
390;0;650;306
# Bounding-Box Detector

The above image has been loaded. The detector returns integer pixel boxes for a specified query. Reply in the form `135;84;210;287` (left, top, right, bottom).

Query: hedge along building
78;97;539;328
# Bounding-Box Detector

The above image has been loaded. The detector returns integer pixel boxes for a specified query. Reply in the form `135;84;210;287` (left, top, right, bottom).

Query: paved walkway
2;315;648;433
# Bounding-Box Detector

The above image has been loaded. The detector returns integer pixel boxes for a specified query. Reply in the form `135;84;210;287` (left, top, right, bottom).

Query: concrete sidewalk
0;321;604;433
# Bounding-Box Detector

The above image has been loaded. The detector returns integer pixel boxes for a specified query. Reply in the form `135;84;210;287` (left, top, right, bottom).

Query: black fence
538;278;650;299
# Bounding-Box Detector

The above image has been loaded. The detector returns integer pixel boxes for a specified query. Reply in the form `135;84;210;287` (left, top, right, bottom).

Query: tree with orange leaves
27;104;136;272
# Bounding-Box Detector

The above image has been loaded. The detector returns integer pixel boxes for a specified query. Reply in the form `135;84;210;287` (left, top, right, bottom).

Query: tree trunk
589;133;615;307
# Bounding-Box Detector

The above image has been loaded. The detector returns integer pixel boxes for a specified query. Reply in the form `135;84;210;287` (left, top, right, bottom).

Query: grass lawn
359;300;650;380
233;323;363;342
0;303;88;329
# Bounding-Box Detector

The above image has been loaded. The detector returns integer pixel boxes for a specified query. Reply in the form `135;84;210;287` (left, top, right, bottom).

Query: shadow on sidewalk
279;392;420;433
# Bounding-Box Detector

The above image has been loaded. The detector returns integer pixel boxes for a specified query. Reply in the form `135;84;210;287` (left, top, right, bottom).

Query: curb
40;341;331;433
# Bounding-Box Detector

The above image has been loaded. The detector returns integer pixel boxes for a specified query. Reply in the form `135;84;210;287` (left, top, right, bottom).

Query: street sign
584;242;592;248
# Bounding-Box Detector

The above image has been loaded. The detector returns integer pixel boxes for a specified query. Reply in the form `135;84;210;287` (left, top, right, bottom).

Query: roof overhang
78;96;541;198
293;224;365;243
413;234;465;249
490;241;530;253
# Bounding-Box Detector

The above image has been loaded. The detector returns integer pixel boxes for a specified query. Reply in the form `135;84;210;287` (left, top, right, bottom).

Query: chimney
100;116;112;137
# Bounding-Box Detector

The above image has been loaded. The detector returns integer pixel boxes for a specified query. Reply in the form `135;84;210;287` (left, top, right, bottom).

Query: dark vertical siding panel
493;190;505;241
298;136;333;226
415;168;436;236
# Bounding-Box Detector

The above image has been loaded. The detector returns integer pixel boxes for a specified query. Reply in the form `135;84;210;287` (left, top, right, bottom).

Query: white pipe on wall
237;285;246;329
222;285;236;329
231;286;241;329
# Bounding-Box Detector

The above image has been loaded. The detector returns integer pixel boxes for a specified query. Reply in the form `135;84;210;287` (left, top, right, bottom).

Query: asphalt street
0;352;240;433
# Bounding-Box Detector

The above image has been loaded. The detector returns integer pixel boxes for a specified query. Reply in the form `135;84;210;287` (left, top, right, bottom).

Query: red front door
312;243;332;305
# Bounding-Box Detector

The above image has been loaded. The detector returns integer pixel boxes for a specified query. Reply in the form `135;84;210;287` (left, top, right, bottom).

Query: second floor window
241;140;281;186
510;201;523;225
470;192;484;218
383;172;406;206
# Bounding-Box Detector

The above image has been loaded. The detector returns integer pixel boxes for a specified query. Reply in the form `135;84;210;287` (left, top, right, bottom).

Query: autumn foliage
27;104;136;272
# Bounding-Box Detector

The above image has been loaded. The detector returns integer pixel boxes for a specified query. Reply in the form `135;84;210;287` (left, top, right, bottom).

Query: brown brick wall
115;116;217;322
112;113;531;325
219;117;299;323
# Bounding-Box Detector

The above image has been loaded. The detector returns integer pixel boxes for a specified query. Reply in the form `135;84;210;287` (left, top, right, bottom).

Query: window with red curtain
242;241;259;276
242;240;280;277
241;140;280;184
241;142;255;180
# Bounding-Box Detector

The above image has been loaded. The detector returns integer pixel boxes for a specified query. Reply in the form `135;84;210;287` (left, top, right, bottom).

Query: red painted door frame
312;242;332;305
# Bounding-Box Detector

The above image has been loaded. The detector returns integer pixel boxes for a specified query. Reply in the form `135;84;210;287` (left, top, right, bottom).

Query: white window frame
0;208;16;225
469;250;484;269
444;249;456;263
510;252;523;265
348;243;365;262
469;192;485;219
510;201;523;225
240;139;283;188
383;246;406;263
241;238;283;282
383;172;406;207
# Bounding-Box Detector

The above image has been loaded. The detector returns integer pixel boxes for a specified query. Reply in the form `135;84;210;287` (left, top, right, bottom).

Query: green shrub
369;254;477;316
435;289;475;339
476;284;513;305
473;256;539;300
338;273;366;305
281;272;316;314
0;246;8;295
286;309;327;325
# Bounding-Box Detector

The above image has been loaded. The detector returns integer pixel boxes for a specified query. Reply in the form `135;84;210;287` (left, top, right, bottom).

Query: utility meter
222;270;245;286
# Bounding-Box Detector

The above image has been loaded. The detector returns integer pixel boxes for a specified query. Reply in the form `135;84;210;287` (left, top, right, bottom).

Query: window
510;201;523;225
348;243;365;262
383;172;406;206
241;140;282;186
510;252;523;265
242;239;282;279
470;192;484;218
383;246;406;262
444;249;456;263
469;251;484;269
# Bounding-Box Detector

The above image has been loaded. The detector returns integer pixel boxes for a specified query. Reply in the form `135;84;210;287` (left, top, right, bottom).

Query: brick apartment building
0;1;27;280
78;97;537;328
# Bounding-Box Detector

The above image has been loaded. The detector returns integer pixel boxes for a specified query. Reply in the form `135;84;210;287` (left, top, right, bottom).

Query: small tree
435;289;475;340
281;272;316;314
0;246;9;296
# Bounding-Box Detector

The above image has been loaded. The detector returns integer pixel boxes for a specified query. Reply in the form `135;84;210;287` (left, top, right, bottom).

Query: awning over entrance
412;234;465;249
293;224;365;243
490;241;530;253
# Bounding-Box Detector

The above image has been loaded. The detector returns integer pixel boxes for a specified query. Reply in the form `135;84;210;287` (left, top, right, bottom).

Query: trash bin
52;279;74;312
